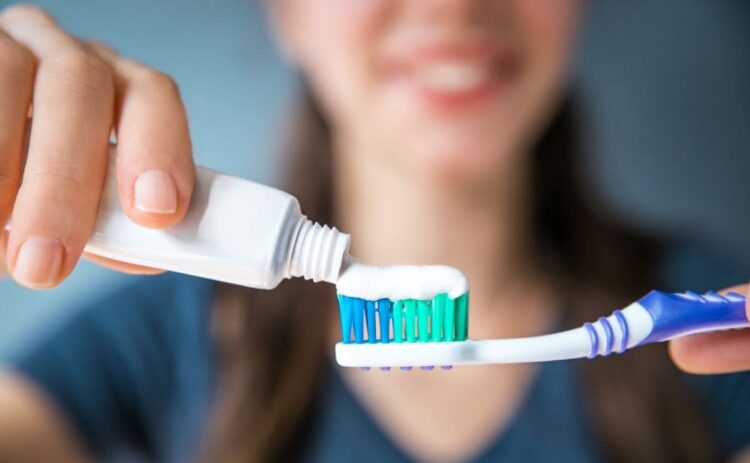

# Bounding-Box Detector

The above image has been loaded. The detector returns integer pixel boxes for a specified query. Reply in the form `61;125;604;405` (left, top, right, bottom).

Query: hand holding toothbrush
670;283;750;374
0;5;196;287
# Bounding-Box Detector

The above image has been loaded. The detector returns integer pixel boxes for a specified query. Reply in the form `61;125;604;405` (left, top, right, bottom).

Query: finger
669;282;750;374
85;41;194;229
1;230;8;277
670;330;750;374
0;30;35;228
736;283;750;320
1;6;115;288
81;252;166;275
719;282;750;327
720;283;749;296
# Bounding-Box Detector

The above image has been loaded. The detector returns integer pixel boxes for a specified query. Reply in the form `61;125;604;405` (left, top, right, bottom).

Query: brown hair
201;91;718;463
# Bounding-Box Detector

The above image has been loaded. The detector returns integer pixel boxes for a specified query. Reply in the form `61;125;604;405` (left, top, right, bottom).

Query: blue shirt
7;246;750;462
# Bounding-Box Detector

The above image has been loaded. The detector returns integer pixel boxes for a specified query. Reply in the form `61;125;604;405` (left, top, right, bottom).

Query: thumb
727;282;750;320
719;282;750;317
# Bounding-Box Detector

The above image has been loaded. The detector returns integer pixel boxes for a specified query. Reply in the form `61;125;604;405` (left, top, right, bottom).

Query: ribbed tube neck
287;217;350;284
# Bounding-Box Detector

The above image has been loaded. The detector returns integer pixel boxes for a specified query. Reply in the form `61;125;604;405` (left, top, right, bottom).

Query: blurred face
274;1;582;181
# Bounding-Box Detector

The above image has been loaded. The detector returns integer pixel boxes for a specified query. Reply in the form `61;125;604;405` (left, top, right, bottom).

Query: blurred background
0;0;748;359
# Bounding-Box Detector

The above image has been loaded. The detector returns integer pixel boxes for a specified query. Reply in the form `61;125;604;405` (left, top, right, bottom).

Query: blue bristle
377;299;392;343
352;298;365;344
365;300;377;343
338;295;353;344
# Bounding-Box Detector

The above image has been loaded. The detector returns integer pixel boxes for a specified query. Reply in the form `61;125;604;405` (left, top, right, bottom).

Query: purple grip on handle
639;290;748;345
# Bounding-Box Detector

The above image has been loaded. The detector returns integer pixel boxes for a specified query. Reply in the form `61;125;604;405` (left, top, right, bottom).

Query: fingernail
14;236;64;288
134;170;177;214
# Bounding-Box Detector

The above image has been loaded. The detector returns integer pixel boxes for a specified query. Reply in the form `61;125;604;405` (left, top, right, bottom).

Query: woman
0;2;748;462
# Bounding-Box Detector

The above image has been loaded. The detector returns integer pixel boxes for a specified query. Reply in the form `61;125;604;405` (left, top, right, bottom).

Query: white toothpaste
335;257;469;301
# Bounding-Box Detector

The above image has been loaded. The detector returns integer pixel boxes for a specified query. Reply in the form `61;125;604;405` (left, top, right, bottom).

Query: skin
0;1;747;461
670;284;750;374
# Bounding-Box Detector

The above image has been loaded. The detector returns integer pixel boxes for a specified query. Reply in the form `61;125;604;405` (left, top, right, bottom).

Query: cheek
515;0;582;43
442;0;581;176
295;0;390;124
512;0;582;115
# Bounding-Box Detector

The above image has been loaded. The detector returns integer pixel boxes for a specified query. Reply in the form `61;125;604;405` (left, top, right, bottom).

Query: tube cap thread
288;218;350;284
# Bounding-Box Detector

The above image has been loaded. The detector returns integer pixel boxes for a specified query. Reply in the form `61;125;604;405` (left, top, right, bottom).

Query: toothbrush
334;290;749;369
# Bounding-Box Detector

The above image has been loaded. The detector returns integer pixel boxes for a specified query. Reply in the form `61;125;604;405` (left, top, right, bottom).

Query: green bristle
388;292;469;343
431;293;446;341
393;300;404;342
417;300;430;342
404;299;417;342
456;293;469;341
444;295;456;342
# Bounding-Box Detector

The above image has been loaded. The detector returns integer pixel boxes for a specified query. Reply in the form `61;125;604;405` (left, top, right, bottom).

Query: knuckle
82;39;117;57
0;4;56;25
0;35;35;82
0;167;20;194
42;49;113;96
24;169;83;198
135;68;180;96
0;144;22;198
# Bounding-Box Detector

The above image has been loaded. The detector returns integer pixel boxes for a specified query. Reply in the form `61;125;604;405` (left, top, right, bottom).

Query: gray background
0;0;748;357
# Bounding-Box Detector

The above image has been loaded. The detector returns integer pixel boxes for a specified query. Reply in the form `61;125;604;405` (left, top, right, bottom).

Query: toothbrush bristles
337;292;469;371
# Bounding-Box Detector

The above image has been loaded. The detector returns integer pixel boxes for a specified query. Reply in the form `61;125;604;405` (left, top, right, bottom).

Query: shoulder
13;271;217;362
81;272;216;341
26;272;218;364
96;271;216;311
8;273;217;460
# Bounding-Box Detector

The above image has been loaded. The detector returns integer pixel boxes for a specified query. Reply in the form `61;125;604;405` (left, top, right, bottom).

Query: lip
380;40;520;111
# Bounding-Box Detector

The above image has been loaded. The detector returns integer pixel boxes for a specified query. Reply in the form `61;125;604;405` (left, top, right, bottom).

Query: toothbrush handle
581;290;748;359
637;290;749;345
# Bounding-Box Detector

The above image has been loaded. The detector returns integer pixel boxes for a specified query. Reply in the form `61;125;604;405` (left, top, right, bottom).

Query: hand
0;5;194;288
670;283;750;374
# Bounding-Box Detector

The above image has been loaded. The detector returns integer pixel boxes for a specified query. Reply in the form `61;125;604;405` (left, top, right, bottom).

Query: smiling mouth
414;62;490;93
382;43;520;110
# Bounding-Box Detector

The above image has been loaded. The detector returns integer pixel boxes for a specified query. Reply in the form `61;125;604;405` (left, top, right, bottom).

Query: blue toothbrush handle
581;290;749;359
636;290;749;345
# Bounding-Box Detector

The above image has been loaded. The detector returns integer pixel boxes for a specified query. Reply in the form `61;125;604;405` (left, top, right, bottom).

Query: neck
332;139;555;339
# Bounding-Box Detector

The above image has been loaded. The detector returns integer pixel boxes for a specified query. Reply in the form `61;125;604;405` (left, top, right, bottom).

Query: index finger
86;42;194;229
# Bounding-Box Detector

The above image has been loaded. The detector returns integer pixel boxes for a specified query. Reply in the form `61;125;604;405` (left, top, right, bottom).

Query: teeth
415;63;488;92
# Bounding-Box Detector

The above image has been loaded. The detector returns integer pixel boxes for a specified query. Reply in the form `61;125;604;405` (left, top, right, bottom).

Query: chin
407;137;515;183
397;122;517;183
